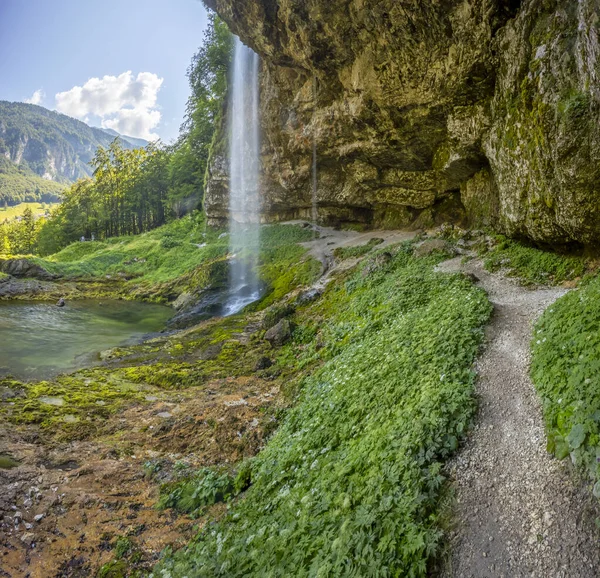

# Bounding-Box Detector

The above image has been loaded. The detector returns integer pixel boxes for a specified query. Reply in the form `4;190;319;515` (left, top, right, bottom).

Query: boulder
0;259;57;280
264;319;292;347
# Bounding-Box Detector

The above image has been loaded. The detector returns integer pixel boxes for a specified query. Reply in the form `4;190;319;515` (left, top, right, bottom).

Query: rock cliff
204;0;600;247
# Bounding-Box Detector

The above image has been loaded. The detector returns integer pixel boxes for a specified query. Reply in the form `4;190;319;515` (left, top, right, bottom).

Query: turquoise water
0;300;172;380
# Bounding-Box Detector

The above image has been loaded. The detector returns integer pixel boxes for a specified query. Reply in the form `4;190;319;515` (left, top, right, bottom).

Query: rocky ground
0;372;281;577
437;257;600;578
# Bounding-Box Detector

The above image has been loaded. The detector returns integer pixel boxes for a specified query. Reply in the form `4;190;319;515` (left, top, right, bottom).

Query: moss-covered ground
1;227;495;577
152;243;492;577
476;233;592;286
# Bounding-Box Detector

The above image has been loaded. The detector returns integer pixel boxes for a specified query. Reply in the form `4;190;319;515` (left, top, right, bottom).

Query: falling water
312;75;318;232
224;37;262;316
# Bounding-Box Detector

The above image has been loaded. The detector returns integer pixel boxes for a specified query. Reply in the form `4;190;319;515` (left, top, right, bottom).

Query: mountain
100;128;149;149
0;101;142;205
0;156;65;206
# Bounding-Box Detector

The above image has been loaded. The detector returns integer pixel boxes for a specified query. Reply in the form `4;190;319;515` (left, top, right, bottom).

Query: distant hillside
0;156;65;206
0;101;144;206
100;128;149;149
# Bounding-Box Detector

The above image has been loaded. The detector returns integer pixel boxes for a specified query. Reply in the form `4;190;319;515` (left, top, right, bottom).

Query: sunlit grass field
0;202;59;222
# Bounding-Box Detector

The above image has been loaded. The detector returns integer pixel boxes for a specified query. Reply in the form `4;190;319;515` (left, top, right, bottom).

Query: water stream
225;37;262;316
0;300;172;380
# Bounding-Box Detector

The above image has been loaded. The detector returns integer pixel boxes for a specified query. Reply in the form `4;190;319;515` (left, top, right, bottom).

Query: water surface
0;300;172;380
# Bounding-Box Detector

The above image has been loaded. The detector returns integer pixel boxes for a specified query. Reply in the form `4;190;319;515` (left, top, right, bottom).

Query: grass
153;244;492;577
531;274;600;495
480;235;589;286
25;215;319;304
0;201;58;222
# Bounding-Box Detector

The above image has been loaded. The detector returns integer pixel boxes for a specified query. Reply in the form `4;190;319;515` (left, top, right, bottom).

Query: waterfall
312;75;318;233
224;37;261;316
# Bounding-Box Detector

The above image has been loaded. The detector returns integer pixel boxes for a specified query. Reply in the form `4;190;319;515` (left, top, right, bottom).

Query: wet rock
295;288;323;306
264;319;292;347
254;356;273;371
0;386;25;401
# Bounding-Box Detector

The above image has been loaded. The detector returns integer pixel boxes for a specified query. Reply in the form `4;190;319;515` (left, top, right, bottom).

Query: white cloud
55;71;164;140
24;89;45;105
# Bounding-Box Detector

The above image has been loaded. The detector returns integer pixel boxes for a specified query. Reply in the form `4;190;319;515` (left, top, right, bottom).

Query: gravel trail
437;257;600;578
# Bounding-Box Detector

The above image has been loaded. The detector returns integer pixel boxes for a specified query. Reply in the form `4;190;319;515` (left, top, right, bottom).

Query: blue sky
0;0;209;141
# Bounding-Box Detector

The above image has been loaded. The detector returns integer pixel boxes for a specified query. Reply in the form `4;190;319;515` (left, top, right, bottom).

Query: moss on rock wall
205;0;600;247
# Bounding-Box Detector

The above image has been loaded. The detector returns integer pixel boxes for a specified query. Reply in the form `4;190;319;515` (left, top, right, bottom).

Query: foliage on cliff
154;245;492;577
169;13;233;212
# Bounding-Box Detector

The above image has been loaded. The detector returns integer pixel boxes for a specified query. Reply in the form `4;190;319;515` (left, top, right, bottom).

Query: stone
361;251;393;277
264;319;292;347
20;532;35;545
0;259;57;280
414;239;455;258
255;356;273;371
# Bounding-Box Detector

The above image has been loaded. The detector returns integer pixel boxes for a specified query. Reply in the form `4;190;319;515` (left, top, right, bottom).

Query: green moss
481;235;588;286
154;244;492;577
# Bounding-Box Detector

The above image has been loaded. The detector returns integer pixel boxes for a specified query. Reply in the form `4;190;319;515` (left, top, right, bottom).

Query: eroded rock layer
204;0;600;246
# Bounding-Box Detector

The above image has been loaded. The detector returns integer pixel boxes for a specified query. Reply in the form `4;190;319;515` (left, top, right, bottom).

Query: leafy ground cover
478;234;590;286
153;244;492;577
531;275;600;496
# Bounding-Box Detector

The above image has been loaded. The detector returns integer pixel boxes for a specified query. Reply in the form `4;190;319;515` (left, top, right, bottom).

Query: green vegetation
154;245;492;577
25;217;316;303
0;100;134;188
168;13;233;217
531;275;600;496
158;467;236;516
0;157;65;206
0;206;41;254
479;235;589;285
0;201;58;221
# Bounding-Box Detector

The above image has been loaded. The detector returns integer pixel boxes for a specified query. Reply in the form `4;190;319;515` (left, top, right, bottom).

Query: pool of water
0;300;173;380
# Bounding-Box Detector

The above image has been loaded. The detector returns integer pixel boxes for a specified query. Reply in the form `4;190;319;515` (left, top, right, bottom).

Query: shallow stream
0;300;172;380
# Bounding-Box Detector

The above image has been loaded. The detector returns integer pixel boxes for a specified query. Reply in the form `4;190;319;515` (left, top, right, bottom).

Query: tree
21;207;37;253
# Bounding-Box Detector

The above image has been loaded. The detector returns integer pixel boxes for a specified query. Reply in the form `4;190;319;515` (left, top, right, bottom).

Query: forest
0;14;232;257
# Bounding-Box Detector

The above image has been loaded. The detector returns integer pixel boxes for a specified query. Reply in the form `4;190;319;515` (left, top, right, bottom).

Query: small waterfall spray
311;75;318;234
224;37;261;316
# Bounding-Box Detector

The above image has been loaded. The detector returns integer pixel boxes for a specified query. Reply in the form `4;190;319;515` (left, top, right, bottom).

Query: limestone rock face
205;0;600;246
485;0;600;246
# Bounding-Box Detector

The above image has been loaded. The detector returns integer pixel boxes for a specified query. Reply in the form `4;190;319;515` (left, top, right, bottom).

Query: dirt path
437;257;600;578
